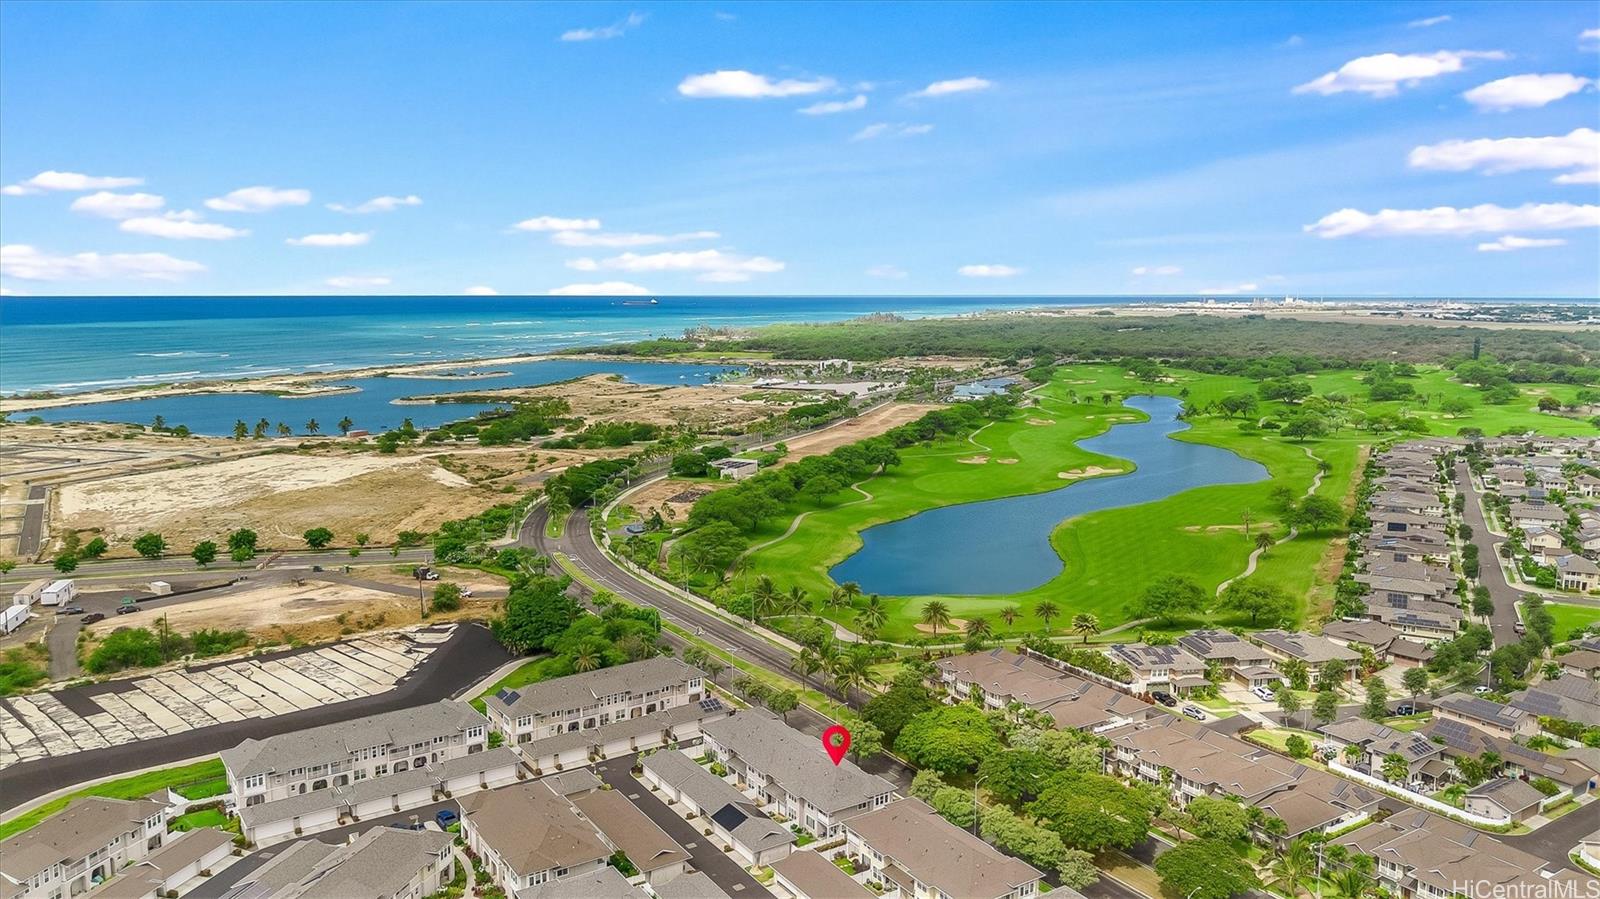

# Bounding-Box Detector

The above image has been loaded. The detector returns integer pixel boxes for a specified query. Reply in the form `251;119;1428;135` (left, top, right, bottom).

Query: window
394;762;409;773
375;764;389;776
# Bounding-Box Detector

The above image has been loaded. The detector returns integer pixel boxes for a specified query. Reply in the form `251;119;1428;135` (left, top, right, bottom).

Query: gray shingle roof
221;699;485;779
702;711;894;815
486;657;701;718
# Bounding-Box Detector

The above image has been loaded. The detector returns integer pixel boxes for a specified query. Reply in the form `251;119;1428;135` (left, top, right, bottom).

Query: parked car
1151;691;1177;707
311;565;324;572
1252;685;1276;702
116;604;140;615
1182;705;1206;721
1393;704;1416;716
1513;622;1525;634
434;809;458;828
1473;685;1491;695
82;613;105;625
57;606;85;615
388;820;425;831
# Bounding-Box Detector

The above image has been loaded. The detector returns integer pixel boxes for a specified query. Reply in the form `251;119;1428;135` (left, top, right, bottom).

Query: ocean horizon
0;294;1592;398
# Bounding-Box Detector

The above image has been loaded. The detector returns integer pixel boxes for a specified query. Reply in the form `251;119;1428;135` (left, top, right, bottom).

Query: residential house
771;849;875;899
1361;595;1463;641
1315;718;1450;788
1560;649;1600;680
0;798;171;899
518;866;649;899
1512;676;1600;728
1434;693;1539;739
1465;778;1547;824
1509;502;1567;530
1571;474;1600;499
1420;717;1596;799
458;781;611;894
1103;643;1207;695
570;788;689;888
1250;630;1361;685
217;827;453;899
640;749;795;866
654;872;734;899
701;711;895;838
841;798;1043;899
1175;630;1278;688
1553;554;1600;592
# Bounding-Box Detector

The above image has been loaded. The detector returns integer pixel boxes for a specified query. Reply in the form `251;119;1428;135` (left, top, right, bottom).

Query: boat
620;298;660;306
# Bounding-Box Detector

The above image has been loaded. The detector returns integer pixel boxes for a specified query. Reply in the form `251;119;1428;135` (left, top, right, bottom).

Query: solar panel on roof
710;803;750;832
699;698;724;713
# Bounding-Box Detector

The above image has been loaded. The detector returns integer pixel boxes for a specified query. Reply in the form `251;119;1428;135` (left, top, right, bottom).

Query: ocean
0;295;1073;397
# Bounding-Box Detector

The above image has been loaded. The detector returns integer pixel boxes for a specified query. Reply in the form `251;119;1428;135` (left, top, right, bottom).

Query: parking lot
0;627;452;767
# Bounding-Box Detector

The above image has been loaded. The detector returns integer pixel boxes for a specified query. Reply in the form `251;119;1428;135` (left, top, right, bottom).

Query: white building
39;579;77;607
218;826;453;899
12;578;51;607
483;657;706;747
0;797;171;899
458;781;612;894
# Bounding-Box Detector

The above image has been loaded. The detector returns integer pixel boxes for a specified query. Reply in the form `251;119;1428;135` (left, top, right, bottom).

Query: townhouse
935;649;1152;731
772;849;876;899
217;827;453;899
700;711;896;838
0;798;173;899
840;798;1043;899
458;780;612;894
1103;643;1207;695
1421;716;1596;799
640;748;796;867
570;788;691;887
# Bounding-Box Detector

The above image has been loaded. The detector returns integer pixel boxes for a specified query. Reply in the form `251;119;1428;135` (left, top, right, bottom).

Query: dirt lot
620;479;726;523
415;374;773;434
777;402;945;462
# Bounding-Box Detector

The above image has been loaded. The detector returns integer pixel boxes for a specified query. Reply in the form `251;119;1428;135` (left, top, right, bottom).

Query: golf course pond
829;394;1268;596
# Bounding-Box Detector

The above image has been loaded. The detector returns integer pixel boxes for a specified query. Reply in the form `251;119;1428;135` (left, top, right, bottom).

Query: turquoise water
828;395;1268;596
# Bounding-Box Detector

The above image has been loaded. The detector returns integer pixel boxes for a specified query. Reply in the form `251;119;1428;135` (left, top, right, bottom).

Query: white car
1473;685;1491;695
1251;685;1276;702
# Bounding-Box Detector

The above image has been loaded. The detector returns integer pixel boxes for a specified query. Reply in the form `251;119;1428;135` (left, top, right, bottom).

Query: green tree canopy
894;704;1002;776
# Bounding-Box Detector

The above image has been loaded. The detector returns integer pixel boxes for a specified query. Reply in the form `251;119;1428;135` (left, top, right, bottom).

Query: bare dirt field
620;479;726;523
776;403;945;462
415;374;772;434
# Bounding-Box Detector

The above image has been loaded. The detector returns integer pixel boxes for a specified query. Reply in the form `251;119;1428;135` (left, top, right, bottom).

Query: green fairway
1547;603;1600;642
728;363;1590;642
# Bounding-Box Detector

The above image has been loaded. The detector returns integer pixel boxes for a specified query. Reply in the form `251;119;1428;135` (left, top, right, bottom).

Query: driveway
594;752;771;897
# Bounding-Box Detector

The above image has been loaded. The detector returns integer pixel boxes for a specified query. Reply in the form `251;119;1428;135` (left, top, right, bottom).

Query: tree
253;418;269;439
964;616;992;644
431;582;463;613
1282;414;1327;442
1290;494;1344;533
767;689;798;721
1129;575;1206;625
999;605;1020;628
1277;689;1304;730
1029;773;1159;853
491;575;580;654
1255;530;1275;553
791;647;823;692
572;646;601;673
1218;579;1289;626
1267;838;1316;899
231;545;254;564
1054;850;1099;892
191;541;218;567
920;600;953;636
53;552;78;574
355;533;370;547
677;521;748;575
1313;689;1340;727
227;528;258;558
305;419;321;435
232;420;248;440
81;537;108;559
978;750;1053;804
1362;676;1389;721
276;422;292;437
844;717;883;762
338;416;354;435
1381;752;1410;783
132;532;166;560
302;527;334;549
1331;868;1375;899
0;560;15;575
1185;795;1250;842
1070;613;1100;644
1033;600;1060;634
861;673;939;744
894;705;1001;776
1280;658;1310;691
1402;667;1429;703
855;596;888;639
1285;734;1311;758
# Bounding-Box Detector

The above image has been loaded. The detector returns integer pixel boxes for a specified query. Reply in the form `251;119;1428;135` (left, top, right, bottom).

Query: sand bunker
914;617;971;634
996;458;1019;464
1026;418;1054;426
1058;466;1118;479
958;456;988;464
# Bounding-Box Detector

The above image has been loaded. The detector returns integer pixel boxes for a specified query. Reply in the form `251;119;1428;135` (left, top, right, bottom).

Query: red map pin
821;725;851;765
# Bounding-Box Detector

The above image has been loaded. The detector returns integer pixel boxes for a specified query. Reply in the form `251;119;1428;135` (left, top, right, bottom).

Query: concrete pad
82;711;137;746
133;679;218;729
302;650;384;692
321;645;400;684
0;706;49;760
235;662;320;710
260;659;345;704
184;669;269;718
209;665;298;716
277;655;364;700
118;688;193;735
30;693;110;752
349;640;416;672
157;672;247;723
9;697;79;756
93;692;168;741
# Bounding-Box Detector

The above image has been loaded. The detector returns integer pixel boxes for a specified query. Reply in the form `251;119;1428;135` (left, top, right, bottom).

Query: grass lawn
0;758;226;840
169;807;228;831
175;776;230;800
470;655;561;712
726;363;1590;642
1382;712;1433;732
1547;603;1600;642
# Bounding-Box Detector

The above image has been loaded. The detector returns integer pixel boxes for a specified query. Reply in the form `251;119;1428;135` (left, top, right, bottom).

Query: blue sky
1;0;1596;297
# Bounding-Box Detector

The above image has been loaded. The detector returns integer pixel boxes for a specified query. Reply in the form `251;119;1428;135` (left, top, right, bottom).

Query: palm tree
1241;507;1252;537
855;596;887;639
920;600;952;636
1255;530;1275;552
751;575;779;622
826;587;851;611
999;606;1020;628
338;416;354;436
276;422;291;437
1034;601;1060;635
152;414;166;431
791;647;822;691
965;617;992;642
1330;868;1374;899
783;585;810;617
840;581;862;605
1070;613;1100;644
572;647;601;673
305;419;320;435
1268;839;1315;898
1381;753;1410;784
1280;658;1309;690
701;656;726;686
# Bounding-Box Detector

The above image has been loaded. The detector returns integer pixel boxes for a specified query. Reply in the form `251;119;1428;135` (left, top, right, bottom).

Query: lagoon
828;395;1268;596
17;359;739;436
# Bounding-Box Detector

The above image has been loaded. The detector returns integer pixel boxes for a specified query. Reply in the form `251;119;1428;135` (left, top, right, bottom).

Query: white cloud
0;286;24;296
204;186;311;212
463;285;499;295
561;11;645;41
0;244;205;281
1582;28;1600;44
286;232;372;247
1281;35;1305;49
1;171;144;196
120;212;249;240
1199;282;1261;295
1477;234;1567;252
68;191;166;219
1305;202;1600;238
1293;50;1506;97
567;249;784;281
851;122;934;141
677;70;835;99
549;281;652;296
1407;128;1599;184
325;275;391;289
550;230;719;248
1408;15;1452;27
866;264;908;279
958;264;1021;278
799;95;867;115
1462;73;1592;111
1132;265;1183;276
327;195;422;214
514;215;602;232
909;76;993;98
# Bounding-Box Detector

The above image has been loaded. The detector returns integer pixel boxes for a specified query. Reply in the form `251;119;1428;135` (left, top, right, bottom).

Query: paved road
1455;460;1528;649
1;547;436;586
15;485;48;559
0;623;512;813
595;752;770;896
